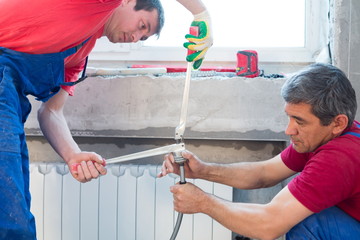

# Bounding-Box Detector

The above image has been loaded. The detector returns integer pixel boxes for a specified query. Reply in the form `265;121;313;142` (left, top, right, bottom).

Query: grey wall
26;75;289;166
331;0;360;120
26;75;288;142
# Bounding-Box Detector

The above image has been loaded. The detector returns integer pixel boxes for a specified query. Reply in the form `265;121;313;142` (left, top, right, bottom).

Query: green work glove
184;10;213;70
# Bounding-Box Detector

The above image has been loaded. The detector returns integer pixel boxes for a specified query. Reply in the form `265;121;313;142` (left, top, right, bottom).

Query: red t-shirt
281;121;360;221
0;0;122;95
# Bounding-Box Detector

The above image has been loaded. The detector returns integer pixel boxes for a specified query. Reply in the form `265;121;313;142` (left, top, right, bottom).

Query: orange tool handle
70;160;106;172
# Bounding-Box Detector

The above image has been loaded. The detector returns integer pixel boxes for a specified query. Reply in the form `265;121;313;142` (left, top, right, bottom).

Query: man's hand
68;152;107;183
157;150;206;179
184;10;213;70
170;182;209;214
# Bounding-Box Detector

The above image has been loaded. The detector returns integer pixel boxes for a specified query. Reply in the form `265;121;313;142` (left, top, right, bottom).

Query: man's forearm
37;91;80;163
38;105;80;163
203;194;286;240
200;186;310;240
200;162;268;189
176;0;206;15
200;154;293;190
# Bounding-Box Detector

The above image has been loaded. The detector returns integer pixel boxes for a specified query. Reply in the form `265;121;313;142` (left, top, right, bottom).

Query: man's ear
332;114;349;135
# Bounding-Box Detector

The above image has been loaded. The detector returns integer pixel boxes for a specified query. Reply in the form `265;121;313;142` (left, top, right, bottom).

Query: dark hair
134;0;164;37
281;63;357;128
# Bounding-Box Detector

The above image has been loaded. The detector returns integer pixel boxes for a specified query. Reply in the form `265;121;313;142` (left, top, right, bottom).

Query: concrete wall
331;0;360;120
26;75;288;140
25;75;289;165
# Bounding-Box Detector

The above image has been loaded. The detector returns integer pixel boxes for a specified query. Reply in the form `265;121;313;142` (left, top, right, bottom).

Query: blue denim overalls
0;41;87;239
286;123;360;239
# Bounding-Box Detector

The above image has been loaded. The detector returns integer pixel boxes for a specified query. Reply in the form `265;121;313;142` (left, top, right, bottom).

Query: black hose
169;212;183;240
169;164;186;240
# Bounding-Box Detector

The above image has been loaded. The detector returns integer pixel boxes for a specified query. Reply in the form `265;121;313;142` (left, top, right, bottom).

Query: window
90;0;328;65
146;0;305;48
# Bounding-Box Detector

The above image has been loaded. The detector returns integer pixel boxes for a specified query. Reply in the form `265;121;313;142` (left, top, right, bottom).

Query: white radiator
30;163;232;240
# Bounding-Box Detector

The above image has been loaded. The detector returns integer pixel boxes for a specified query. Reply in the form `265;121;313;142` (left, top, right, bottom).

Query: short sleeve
287;145;355;213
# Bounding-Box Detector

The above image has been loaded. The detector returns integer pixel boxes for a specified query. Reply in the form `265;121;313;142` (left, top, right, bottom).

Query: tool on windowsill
236;50;260;78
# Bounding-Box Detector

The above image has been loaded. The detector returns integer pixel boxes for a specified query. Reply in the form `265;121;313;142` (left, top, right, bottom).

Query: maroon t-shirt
281;121;360;221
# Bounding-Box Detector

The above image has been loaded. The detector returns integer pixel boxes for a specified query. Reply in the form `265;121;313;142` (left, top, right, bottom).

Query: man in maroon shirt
159;63;360;239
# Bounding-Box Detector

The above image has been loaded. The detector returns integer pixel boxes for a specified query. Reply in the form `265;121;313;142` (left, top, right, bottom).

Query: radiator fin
30;164;232;240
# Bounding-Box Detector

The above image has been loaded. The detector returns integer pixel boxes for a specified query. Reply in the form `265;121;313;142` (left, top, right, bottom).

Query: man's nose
131;31;144;42
285;121;297;136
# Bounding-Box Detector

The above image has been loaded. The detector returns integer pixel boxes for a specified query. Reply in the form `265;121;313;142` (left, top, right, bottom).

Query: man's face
284;102;336;153
104;0;159;43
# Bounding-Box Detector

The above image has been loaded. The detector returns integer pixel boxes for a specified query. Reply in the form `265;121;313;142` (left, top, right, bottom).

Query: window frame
89;0;326;64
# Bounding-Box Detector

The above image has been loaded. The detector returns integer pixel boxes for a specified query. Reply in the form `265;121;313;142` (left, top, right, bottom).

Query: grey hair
281;63;357;128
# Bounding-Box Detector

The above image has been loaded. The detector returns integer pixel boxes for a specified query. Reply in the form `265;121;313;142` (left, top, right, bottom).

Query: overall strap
61;56;88;87
61;38;90;58
341;123;360;138
61;37;90;87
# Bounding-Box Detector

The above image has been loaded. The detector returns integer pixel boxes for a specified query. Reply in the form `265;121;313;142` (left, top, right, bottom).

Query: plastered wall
331;0;360;120
25;75;289;165
26;75;288;140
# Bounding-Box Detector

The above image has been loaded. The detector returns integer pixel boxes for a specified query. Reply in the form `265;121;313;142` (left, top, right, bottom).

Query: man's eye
296;121;304;126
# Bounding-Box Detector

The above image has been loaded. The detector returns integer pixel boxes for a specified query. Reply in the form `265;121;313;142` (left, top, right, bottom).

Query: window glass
90;0;326;64
145;0;305;48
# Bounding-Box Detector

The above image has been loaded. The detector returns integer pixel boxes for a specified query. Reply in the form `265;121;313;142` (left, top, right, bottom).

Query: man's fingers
94;162;107;175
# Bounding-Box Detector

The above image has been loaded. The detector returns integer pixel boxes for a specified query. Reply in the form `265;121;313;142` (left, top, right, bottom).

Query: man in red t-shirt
159;63;360;239
0;0;213;238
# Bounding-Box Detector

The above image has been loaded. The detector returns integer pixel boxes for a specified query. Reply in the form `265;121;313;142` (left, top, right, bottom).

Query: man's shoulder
314;132;360;163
